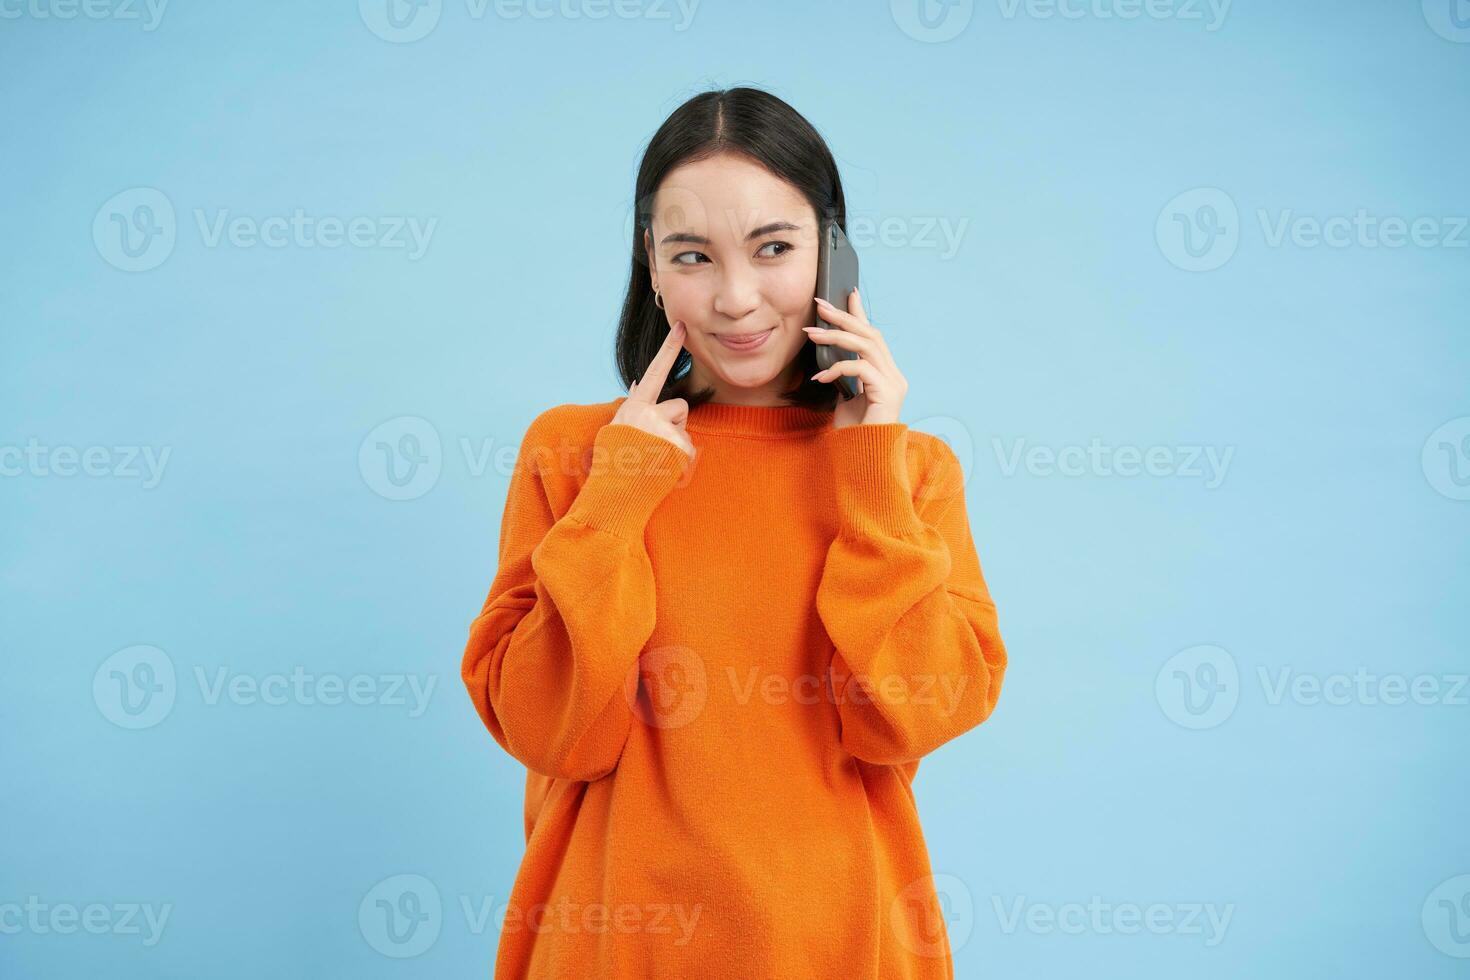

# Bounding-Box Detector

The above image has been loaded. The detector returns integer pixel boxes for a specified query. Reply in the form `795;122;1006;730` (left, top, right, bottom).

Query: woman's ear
643;228;656;283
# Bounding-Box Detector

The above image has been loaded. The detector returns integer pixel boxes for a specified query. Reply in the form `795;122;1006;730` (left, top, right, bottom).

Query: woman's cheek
770;269;817;320
661;281;704;326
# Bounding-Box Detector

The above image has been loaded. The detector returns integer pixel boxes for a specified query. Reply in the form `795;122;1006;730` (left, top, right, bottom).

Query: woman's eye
671;242;790;265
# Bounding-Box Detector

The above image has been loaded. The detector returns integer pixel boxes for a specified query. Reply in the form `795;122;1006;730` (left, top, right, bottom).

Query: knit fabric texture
461;395;1008;979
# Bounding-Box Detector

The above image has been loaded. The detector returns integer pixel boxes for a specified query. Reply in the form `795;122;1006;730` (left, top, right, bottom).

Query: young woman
461;86;1008;979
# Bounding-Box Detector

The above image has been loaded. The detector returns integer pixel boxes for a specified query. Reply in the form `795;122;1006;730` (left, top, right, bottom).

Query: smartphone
814;217;862;401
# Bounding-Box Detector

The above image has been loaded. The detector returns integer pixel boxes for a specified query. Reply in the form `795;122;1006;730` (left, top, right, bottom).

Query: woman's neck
686;357;807;407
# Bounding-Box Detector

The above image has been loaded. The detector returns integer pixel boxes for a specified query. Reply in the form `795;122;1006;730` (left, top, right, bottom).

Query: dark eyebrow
660;221;803;247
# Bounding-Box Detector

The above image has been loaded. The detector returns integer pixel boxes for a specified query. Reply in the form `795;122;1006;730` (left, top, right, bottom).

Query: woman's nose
712;266;761;320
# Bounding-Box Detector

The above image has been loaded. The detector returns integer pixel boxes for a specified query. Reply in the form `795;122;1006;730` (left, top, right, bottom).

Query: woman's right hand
611;320;695;459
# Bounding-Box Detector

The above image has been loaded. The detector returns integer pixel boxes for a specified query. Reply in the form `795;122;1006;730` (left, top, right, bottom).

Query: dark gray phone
814;217;862;401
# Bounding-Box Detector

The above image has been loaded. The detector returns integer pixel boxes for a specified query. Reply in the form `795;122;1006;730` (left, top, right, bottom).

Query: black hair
614;86;847;411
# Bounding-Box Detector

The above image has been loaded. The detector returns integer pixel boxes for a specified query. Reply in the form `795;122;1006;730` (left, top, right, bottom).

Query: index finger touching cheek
635;320;686;400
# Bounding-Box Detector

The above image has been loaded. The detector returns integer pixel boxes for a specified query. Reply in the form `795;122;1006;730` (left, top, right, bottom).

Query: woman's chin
714;364;785;390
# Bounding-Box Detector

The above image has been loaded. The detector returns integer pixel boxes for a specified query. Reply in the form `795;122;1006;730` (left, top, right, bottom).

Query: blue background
3;1;1468;976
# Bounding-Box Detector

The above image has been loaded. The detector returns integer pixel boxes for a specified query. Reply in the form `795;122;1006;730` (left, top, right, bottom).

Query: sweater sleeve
460;414;691;781
814;422;1007;766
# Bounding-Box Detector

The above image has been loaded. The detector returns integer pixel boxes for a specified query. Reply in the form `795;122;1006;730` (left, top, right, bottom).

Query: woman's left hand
805;288;908;429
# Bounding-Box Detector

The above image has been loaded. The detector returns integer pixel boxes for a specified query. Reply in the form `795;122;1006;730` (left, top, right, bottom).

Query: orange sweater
461;397;1008;979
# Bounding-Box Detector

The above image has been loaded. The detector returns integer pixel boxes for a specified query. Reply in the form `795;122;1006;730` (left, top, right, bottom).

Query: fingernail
814;297;831;306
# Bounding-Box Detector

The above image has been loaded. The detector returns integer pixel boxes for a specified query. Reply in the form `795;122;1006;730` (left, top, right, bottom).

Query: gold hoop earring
653;287;665;311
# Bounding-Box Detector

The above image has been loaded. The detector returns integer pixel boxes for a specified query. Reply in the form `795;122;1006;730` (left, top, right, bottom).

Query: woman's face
643;152;820;402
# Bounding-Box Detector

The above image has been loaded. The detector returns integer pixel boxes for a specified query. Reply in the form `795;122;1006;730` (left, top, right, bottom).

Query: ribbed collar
683;399;835;438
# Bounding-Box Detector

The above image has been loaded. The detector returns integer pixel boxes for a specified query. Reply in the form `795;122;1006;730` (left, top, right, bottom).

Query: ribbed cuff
566;423;692;540
821;422;925;538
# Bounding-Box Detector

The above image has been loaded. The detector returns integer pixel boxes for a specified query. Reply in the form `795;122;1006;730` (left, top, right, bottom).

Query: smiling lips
715;327;775;352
